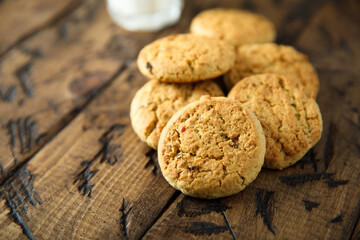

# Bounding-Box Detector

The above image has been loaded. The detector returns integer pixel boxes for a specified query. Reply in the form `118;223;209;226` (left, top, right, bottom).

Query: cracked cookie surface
137;34;236;82
158;96;265;199
130;80;224;149
226;43;320;97
228;74;323;170
190;8;276;47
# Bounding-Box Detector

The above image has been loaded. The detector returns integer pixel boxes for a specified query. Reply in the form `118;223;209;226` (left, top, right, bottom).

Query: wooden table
0;0;359;239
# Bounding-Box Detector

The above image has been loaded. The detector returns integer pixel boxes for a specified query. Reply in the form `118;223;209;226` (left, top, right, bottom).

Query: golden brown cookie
130;80;224;149
228;74;323;170
226;43;320;97
158;96;266;199
137;34;236;82
190;8;276;47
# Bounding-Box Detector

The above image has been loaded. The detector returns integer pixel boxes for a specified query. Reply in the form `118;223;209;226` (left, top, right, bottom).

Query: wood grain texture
0;0;79;56
351;219;360;240
0;64;177;239
0;0;359;239
296;0;360;76
0;0;159;180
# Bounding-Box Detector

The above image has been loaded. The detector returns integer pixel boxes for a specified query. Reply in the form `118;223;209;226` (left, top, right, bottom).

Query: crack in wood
281;170;349;189
99;124;126;165
177;196;230;218
331;86;346;97
19;46;45;58
255;189;275;235
176;196;236;238
18;118;26;154
330;214;343;223
0;162;4;176
0;165;42;240
119;198;132;239
145;149;160;176
299;148;320;172
73;161;98;198
48;100;59;113
326;179;349;188
0;85;17;102
279;172;334;186
323;122;336;170
349;210;360;239
73;124;126;197
302;200;320;212
8;119;17;149
183;222;228;236
4;196;33;240
17;117;43;153
16;62;34;98
24;117;32;153
221;210;237;240
1;117;45;176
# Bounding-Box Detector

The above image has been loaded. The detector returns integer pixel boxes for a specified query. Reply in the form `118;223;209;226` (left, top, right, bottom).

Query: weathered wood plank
143;1;360;239
296;0;360;75
0;0;162;180
0;0;79;56
351;217;360;240
0;64;178;239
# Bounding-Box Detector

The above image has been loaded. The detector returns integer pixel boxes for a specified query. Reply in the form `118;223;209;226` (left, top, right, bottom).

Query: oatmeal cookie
226;43;319;97
190;8;276;46
130;80;223;149
158;96;265;198
137;34;236;82
228;74;323;169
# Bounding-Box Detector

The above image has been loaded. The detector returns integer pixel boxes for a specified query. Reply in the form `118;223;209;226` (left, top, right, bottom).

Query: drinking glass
106;0;184;32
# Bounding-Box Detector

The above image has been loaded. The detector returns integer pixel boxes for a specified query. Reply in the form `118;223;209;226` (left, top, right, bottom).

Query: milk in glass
106;0;183;31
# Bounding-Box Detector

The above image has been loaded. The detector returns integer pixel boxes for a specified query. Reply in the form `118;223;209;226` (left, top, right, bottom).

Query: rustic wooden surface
0;0;359;239
0;0;80;56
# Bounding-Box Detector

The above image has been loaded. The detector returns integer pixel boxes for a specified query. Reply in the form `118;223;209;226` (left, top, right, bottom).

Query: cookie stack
130;8;323;199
